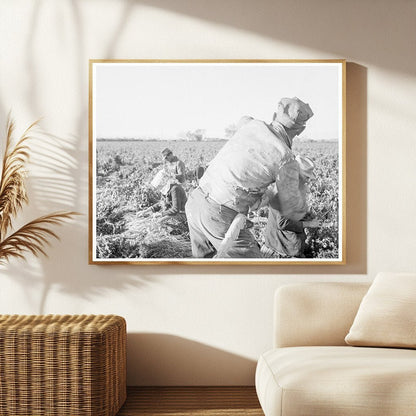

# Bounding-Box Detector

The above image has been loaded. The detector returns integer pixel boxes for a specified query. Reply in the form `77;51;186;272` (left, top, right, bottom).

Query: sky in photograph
94;62;342;141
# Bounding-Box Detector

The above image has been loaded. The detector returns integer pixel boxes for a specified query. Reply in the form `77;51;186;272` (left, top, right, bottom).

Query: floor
117;386;264;416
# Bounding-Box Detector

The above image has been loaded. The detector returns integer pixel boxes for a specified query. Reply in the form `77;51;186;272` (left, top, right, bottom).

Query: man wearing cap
262;155;321;258
161;148;186;184
156;148;187;216
185;97;314;258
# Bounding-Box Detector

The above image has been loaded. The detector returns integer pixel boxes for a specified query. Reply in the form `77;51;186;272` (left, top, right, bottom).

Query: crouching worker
262;155;321;258
185;97;314;258
138;170;187;219
157;182;187;217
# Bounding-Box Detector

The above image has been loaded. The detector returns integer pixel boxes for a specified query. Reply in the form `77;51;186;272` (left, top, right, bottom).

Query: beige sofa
255;282;416;416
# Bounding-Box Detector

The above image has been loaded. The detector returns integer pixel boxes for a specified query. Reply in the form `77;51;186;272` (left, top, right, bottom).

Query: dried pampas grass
0;116;78;264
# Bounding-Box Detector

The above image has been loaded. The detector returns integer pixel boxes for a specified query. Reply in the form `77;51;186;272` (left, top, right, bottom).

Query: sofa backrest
274;282;370;348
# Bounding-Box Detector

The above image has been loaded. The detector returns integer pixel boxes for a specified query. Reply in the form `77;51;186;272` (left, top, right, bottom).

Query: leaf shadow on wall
1;128;150;314
126;333;257;386
0;1;154;314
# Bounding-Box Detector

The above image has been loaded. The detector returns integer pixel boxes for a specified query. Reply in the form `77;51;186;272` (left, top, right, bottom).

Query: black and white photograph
89;60;345;264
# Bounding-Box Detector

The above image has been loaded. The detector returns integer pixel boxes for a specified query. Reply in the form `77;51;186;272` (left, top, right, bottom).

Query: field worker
262;155;321;258
158;182;187;217
161;148;186;184
185;97;314;258
139;170;187;218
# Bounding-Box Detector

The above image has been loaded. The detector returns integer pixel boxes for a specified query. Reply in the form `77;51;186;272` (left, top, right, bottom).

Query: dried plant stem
0;212;78;264
0;118;32;240
0;116;78;264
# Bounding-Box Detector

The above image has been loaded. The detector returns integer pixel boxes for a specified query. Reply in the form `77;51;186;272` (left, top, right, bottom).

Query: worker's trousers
185;187;260;258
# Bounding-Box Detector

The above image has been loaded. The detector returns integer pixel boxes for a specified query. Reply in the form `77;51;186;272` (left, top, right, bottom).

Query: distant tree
186;129;206;141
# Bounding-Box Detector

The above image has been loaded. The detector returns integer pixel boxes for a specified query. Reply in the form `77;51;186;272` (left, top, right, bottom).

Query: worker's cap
295;155;316;179
275;97;313;130
161;148;173;157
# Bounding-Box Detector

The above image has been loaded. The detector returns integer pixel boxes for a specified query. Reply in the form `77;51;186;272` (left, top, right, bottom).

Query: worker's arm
276;214;304;233
136;201;162;217
274;159;308;221
175;160;186;183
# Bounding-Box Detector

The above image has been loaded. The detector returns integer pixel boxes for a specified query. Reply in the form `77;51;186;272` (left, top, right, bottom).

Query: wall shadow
2;234;151;314
136;0;415;76
0;123;151;313
4;2;369;282
127;333;257;386
344;63;367;274
0;1;154;313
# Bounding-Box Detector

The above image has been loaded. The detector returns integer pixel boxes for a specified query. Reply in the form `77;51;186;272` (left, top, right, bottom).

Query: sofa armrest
274;282;370;348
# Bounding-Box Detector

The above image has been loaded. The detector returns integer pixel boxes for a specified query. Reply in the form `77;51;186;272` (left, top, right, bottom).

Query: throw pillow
345;272;416;348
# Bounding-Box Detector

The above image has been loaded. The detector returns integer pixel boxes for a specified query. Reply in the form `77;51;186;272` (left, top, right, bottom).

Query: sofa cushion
274;282;370;348
345;272;416;348
256;346;416;416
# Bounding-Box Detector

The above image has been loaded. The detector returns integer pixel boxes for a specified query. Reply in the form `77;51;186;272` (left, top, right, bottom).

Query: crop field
94;139;340;260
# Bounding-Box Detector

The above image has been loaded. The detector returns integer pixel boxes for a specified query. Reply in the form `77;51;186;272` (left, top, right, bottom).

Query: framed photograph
89;59;345;265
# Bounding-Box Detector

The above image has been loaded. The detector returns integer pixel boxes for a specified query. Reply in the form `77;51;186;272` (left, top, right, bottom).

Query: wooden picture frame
89;60;346;265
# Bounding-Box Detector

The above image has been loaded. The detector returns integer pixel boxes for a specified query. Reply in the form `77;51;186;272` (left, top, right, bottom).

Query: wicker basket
0;314;126;416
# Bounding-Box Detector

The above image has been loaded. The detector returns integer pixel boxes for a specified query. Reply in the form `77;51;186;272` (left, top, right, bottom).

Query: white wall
0;0;415;385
